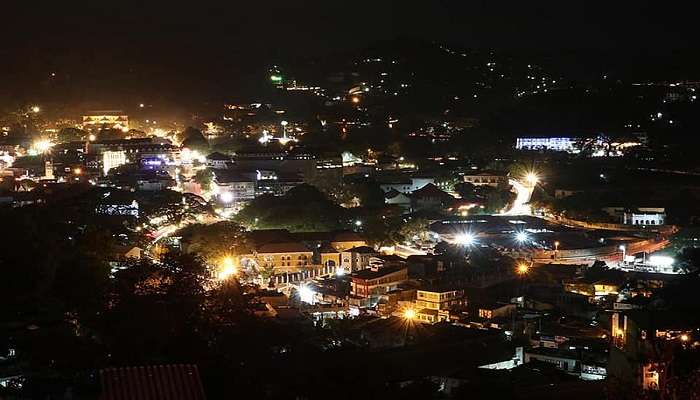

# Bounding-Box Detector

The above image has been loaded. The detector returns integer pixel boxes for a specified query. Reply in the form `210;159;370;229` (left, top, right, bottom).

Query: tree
237;184;345;232
348;180;385;208
454;181;477;199
178;221;247;265
179;127;209;151
57;127;86;143
194;169;214;192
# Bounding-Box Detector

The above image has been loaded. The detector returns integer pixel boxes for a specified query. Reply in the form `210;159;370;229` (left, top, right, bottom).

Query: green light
270;75;283;82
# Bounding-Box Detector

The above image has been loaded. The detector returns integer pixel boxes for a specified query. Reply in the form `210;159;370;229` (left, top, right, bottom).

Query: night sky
1;1;696;111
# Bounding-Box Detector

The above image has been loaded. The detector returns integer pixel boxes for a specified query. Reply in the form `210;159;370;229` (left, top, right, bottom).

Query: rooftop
352;265;406;280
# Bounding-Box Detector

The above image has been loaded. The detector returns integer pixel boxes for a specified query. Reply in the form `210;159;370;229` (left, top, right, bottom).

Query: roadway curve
500;179;534;216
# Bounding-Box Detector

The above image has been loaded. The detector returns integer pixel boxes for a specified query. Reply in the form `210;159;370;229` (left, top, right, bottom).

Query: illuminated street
500;178;534;216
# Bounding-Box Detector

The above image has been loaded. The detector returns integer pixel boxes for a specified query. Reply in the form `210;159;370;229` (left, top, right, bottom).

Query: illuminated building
516;136;576;152
102;150;127;175
350;266;408;298
44;160;54;179
339;246;378;272
413;288;465;323
623;210;666;226
82;110;129;132
242;242;314;274
205;152;232;169
462;170;508;187
477;303;516;320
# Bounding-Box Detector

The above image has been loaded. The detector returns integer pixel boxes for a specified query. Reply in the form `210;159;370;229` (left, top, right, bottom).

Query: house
463;170;508;187
350;266;409;298
378;176;434;194
384;189;411;211
411;183;454;211
206;152;232;169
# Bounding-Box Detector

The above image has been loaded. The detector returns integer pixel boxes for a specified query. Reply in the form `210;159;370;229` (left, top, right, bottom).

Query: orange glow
403;308;416;320
516;263;530;275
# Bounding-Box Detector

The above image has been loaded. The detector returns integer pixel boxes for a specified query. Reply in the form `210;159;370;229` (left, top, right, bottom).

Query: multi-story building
212;170;255;209
516;137;576;152
414;288;466;323
339;246;378;272
350;266;408;298
241;242;314;274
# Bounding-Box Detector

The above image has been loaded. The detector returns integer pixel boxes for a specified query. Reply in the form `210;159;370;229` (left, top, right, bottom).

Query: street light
299;285;315;304
31;106;40;113
515;231;528;244
456;232;475;246
525;171;539;186
516;263;530;275
220;191;234;203
217;256;237;280
619;245;626;263
280;120;288;139
403;308;416;320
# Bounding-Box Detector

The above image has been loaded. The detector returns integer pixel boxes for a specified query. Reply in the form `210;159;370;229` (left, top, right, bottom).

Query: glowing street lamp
525;171;539;186
31;106;40;113
516;263;530;275
298;285;315;304
217;257;237;280
280;120;288;138
32;139;53;154
403;308;416;320
456;232;476;246
220;191;234;203
515;231;528;244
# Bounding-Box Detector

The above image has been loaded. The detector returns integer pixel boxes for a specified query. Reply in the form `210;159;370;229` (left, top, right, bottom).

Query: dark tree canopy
237;184;346;232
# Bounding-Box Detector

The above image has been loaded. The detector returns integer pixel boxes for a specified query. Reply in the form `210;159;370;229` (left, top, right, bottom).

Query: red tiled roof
100;364;206;400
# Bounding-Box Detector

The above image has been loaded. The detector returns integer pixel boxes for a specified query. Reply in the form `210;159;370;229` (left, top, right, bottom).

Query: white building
516;137;576;152
379;177;434;194
623;209;665;226
103;150;127;175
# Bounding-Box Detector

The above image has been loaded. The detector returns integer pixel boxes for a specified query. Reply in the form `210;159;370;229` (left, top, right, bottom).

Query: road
501;178;533;216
